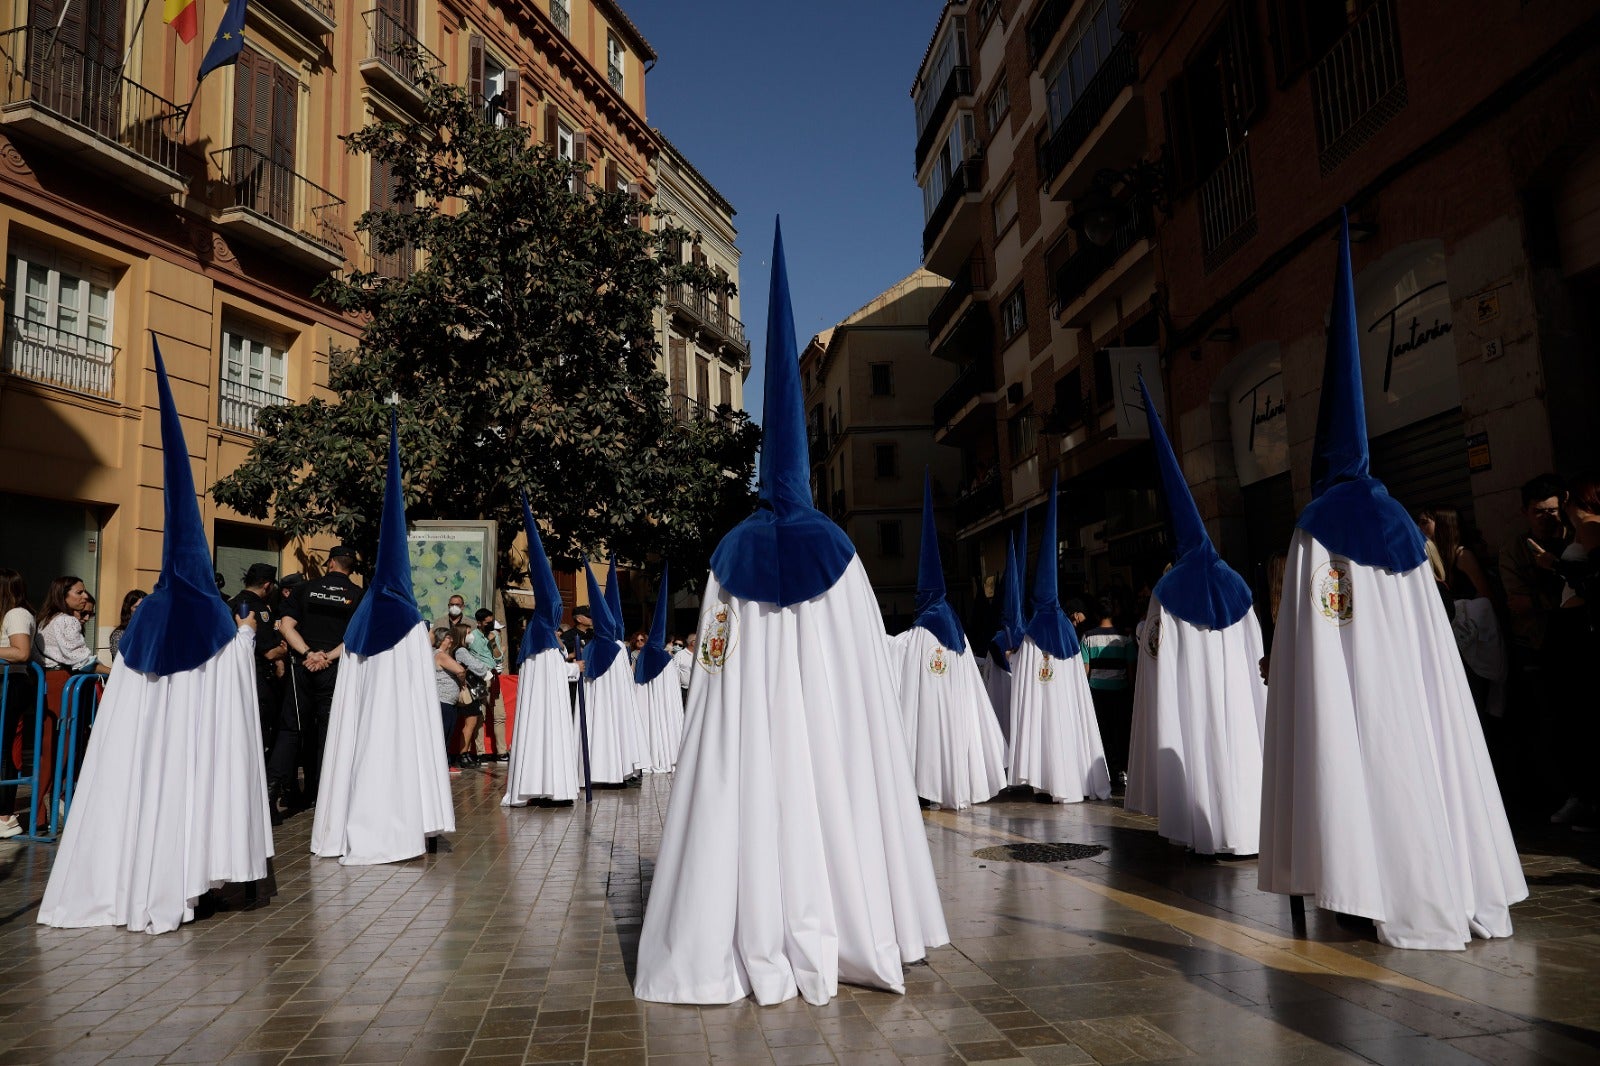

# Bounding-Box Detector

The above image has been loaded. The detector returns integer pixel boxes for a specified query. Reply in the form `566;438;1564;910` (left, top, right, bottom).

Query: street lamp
1068;157;1171;248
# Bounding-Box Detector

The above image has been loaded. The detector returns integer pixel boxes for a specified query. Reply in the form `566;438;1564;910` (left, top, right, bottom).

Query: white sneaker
1551;796;1584;825
0;815;21;839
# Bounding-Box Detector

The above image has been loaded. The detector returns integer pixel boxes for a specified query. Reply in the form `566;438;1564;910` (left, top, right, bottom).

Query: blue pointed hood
709;218;856;606
911;470;965;653
990;533;1024;669
344;411;425;656
119;335;237;676
517;492;563;667
1024;473;1080;659
582;557;623;680
1140;375;1253;629
634;565;675;684
1296;209;1427;572
605;555;624;634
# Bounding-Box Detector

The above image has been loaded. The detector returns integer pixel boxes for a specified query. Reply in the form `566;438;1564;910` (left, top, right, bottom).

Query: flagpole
42;0;76;67
118;0;158;73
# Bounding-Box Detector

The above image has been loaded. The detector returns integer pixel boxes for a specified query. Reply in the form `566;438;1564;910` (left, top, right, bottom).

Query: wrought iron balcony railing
1198;138;1257;273
0;25;183;176
362;8;443;96
1040;34;1136;187
608;61;624;94
922;159;983;259
928;257;989;346
954;474;1003;528
219;377;287;434
210;144;345;253
1053;200;1152;312
551;2;570;35
2;315;116;399
1311;0;1406;174
665;283;748;354
933;359;997;432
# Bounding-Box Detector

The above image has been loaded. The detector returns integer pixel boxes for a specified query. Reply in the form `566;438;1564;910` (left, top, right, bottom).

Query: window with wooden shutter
1164;2;1263;194
669;337;688;419
695;355;711;415
1266;0;1351;87
544;104;558;146
573;131;587;175
502;70;519;124
269;64;298;227
605;160;619;195
468;34;485;107
718;369;732;408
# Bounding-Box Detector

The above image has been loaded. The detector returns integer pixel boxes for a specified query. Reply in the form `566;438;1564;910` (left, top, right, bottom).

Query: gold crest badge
928;646;948;676
1037;653;1055;684
697;602;738;673
1316;562;1353;626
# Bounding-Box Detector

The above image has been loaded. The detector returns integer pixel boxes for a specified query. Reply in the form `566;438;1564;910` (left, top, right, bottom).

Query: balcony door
232;47;298;228
28;0;123;137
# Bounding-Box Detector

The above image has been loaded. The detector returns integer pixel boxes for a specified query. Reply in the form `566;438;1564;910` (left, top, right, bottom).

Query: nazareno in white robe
1007;639;1111;802
1125;596;1267;855
311;623;455;865
503;646;580;805
979;652;1013;750
634;557;949;1006
1259;529;1527;949
39;625;273;934
637;668;685;773
582;641;647;784
890;627;1008;810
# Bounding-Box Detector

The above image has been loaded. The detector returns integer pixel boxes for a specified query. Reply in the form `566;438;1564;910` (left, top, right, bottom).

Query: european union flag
198;0;249;82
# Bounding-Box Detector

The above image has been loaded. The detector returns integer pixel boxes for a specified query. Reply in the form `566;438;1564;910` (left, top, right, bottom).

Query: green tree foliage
213;71;761;589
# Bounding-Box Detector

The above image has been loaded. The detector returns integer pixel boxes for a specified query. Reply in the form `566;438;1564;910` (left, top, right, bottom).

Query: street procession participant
39;337;271;934
311;413;454;865
634;565;684;773
1007;473;1112;803
1259;210;1526;948
983;533;1024;747
503;493;580;807
635;220;947;1007
890;470;1007;810
580;556;647;785
1124;375;1267;856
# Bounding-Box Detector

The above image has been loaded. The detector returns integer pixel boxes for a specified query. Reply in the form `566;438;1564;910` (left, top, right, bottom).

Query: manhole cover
973;842;1106;863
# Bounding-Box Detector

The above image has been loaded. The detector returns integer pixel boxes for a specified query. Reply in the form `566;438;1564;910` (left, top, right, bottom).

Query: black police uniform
266;571;363;807
229;587;282;754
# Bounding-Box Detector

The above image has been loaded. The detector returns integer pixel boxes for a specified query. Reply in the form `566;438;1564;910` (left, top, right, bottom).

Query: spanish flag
165;0;198;43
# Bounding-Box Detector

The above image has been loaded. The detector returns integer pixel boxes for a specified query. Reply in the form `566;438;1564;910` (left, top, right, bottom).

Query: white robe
980;652;1013;749
673;647;695;690
502;647;580;805
890;628;1008;811
581;641;647;784
634;558;949;1006
1125;597;1267;855
1259;529;1527;949
637;669;685;773
1007;639;1111;802
39;626;273;934
311;624;455;865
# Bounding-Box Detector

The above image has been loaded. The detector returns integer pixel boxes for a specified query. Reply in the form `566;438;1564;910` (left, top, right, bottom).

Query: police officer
229;563;285;759
266;545;364;820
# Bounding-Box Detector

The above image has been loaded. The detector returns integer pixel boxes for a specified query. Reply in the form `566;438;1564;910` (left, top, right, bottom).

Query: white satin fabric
1007;639;1111;803
637;670;685;773
503;648;580;805
1259;529;1527;949
311;624;455;865
581;642;647;784
890;628;1007;810
1126;598;1267;855
979;652;1013;750
634;558;949;1006
39;627;272;933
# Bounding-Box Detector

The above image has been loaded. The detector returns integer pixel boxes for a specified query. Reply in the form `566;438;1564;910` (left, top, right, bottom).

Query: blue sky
625;1;939;423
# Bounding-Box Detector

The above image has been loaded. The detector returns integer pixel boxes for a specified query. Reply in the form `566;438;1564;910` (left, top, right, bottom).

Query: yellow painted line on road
923;808;1465;1002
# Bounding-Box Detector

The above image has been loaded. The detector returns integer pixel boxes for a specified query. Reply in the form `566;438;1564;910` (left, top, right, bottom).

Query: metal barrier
0;661;48;840
55;673;102;825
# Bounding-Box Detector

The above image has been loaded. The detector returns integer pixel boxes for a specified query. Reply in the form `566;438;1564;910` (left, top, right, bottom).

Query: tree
213;69;761;590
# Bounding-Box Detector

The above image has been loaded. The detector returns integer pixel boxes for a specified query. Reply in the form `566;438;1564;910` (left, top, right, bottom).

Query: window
469;41;519;126
719;368;733;407
1008;407;1037;460
1266;0;1357;86
556;122;575;162
230;47;298;226
607;33;625;94
992;178;1018;236
220;320;289;432
978;0;1001;30
4;245;116;398
1163;2;1262;190
1000;285;1027;341
1054;370;1084;429
874;443;898;479
549;0;569;35
1043;0;1124;134
1093;348;1114;411
878;520;904;558
920;113;979;222
984;77;1010;136
914;21;968;139
869;362;894;397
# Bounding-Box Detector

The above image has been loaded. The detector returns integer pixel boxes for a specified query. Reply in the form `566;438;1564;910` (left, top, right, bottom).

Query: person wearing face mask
436;594;468;632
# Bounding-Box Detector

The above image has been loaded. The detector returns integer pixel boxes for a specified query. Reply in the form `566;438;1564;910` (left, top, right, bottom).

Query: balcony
1311;0;1406;174
913;64;973;173
2;316;116;399
1027;0;1072;65
665;283;749;357
1198;138;1257;273
266;0;336;36
1041;34;1142;202
933;359;997;442
0;27;185;197
669;392;708;422
928;257;989;352
922;159;984;277
361;8;443;109
954;473;1003;530
551;2;570;35
1053;201;1153;326
209;145;346;270
219;378;288;434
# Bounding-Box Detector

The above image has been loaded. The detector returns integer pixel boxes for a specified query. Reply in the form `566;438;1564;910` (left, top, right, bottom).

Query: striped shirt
1081;627;1134;691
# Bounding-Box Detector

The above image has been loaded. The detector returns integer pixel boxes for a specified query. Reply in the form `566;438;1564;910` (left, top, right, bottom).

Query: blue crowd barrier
0;661;50;841
55;673;102;829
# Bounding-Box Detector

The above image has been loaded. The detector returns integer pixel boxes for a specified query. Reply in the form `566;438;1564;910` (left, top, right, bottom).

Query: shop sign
1357;241;1461;438
1107;347;1163;439
1227;344;1288;488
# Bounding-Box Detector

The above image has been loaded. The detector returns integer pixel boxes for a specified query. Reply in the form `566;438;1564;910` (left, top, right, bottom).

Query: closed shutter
467;34;485;107
544;104;557;145
29;0;87;121
234;47;274;154
669;337;687;418
718;369;732;407
1369;408;1474;527
605;159;619;194
503;69;520;124
573;130;587;177
1161;75;1198;192
378;0;413;33
84;0;124;136
269;63;298;227
695;355;711;411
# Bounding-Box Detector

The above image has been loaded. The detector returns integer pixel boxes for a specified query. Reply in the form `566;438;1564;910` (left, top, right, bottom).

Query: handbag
455;685;473;707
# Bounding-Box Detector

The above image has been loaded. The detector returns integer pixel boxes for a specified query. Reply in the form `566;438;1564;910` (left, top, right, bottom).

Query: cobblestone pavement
1;766;1597;1065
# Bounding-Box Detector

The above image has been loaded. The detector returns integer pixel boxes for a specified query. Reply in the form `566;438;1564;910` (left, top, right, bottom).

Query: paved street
0;770;1597;1066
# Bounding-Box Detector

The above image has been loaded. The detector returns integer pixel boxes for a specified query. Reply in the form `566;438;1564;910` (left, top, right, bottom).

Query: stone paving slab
0;767;1596;1064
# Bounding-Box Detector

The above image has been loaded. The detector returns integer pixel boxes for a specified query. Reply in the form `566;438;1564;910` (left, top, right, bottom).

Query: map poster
409;520;498;627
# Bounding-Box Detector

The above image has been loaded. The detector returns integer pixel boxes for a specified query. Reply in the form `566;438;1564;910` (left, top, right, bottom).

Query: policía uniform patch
1316;561;1354;626
697;602;737;673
